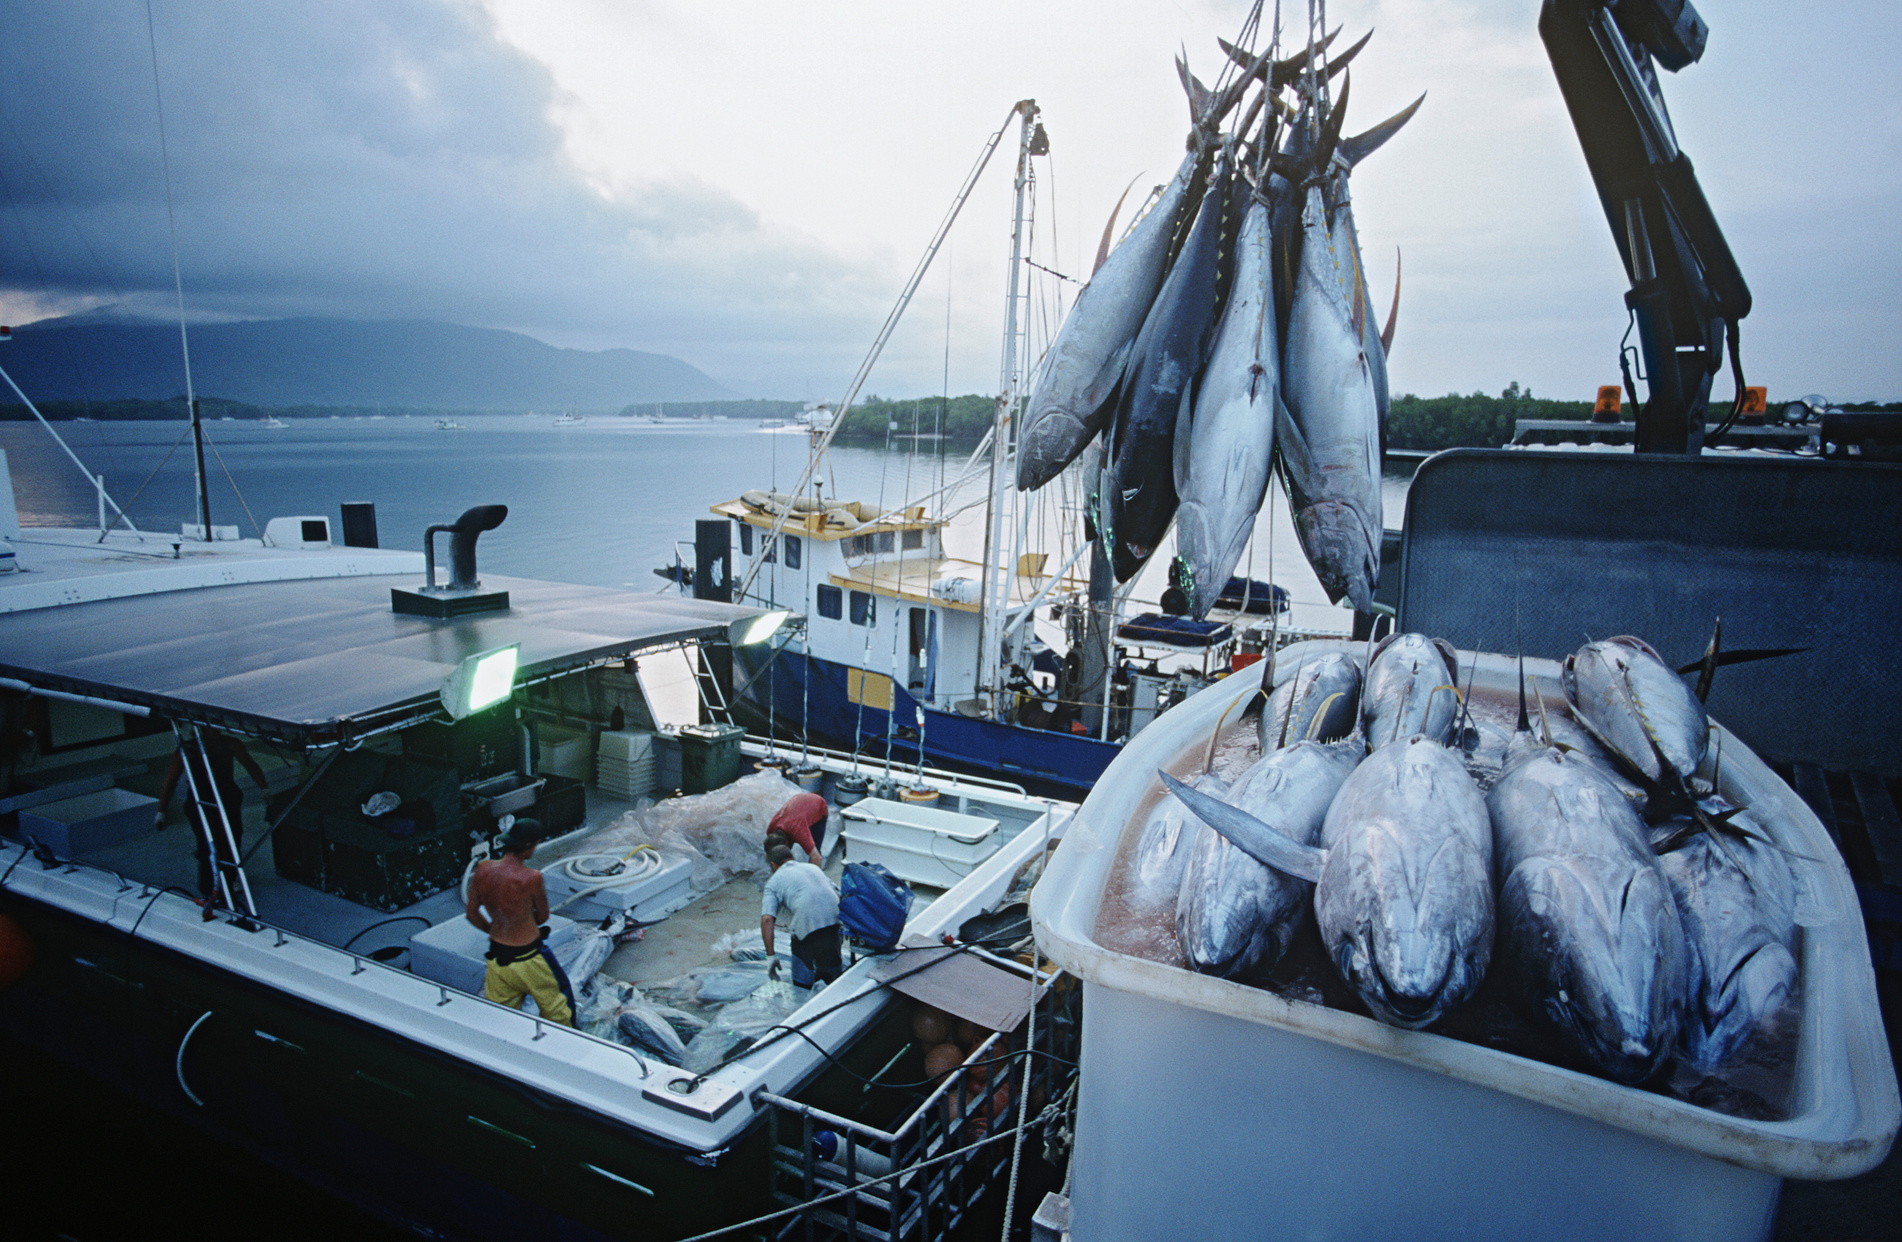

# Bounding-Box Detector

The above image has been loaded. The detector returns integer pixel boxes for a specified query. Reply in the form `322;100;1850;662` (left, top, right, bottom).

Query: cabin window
847;531;899;558
849;590;874;627
738;522;753;556
785;535;802;570
817;584;843;620
762;537;776;564
902;529;924;552
909;607;928;656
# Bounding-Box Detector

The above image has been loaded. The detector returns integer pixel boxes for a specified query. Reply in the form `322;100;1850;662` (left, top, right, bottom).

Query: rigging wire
142;0;200;430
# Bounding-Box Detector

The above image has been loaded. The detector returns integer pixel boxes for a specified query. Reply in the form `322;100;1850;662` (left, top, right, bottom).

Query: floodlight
731;610;793;647
441;643;519;719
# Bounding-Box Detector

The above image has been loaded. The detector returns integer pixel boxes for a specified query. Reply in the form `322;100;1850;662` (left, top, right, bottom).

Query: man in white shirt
761;841;842;986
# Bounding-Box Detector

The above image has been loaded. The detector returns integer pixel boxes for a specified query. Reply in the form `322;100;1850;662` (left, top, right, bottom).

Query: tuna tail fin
1381;248;1401;354
1177;55;1215;126
1160;771;1325;884
1218;27;1364;93
1338;92;1426;170
1095;176;1142;275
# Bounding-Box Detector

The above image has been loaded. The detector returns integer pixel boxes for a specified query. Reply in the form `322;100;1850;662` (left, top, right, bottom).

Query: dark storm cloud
0;0;882;392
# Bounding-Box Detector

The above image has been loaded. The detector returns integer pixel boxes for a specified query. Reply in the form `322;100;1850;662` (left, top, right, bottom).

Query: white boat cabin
713;491;1069;712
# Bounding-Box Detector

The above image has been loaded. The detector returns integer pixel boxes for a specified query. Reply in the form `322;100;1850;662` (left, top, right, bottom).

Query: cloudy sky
0;0;1895;403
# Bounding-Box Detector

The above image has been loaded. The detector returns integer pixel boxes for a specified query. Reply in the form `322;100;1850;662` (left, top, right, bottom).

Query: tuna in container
1031;640;1897;1242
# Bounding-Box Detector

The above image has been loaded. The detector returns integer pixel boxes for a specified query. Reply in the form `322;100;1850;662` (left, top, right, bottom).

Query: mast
189;398;211;537
975;100;1044;717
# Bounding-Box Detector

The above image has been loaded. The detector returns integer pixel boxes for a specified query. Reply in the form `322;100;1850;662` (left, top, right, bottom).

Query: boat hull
737;649;1119;795
0;890;909;1241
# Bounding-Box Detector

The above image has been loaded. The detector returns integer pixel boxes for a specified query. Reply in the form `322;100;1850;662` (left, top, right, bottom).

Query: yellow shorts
483;942;575;1026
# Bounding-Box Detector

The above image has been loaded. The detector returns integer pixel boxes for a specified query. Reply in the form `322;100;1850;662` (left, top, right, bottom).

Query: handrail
740;733;1034;800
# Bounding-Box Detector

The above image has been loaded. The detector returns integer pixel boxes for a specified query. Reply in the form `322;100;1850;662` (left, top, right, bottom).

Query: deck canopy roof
0;572;767;746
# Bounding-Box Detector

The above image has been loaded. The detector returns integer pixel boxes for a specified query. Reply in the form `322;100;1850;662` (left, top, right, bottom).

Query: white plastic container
1031;642;1898;1242
539;851;695;924
840;797;1000;889
537;727;591;782
18;787;159;855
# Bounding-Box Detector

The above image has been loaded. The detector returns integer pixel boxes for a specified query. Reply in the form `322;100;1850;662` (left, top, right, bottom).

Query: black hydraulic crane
1540;0;1751;454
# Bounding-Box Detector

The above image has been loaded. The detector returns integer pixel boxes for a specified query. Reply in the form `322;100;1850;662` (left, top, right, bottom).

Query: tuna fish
1562;635;1710;790
1489;738;1689;1083
1653;806;1800;1069
1098;148;1234;581
1171;738;1363;977
1017;56;1259;492
1171;184;1277;619
1167;732;1493;1029
1130;770;1230;907
1259;650;1362;751
1271;80;1422;611
1361;632;1461;750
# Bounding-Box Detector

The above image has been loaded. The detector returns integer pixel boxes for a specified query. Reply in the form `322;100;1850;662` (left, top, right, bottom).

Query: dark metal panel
1398;449;1902;776
0;573;762;744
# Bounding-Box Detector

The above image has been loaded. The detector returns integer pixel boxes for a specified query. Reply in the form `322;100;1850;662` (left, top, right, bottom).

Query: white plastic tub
840;797;1000;889
1031;642;1898;1242
18;787;158;855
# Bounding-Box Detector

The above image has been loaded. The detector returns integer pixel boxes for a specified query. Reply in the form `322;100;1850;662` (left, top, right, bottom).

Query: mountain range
0;316;731;409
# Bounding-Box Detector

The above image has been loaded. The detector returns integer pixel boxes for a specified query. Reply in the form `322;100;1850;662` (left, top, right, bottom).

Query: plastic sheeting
576;771;802;893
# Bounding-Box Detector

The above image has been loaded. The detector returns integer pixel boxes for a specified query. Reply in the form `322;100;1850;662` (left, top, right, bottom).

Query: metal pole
976;102;1041;716
189;398;212;539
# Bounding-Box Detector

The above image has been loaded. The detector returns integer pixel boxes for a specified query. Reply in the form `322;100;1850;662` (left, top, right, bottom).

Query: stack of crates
596;730;655;800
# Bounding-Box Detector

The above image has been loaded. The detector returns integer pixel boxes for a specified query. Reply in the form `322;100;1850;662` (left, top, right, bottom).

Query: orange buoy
0;911;33;990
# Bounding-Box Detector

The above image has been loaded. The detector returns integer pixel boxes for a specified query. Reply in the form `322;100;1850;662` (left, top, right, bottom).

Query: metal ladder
172;720;260;920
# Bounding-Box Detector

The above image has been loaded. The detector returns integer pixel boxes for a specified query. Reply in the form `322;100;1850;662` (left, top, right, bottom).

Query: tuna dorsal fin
1693;616;1722;703
1095;176;1142;275
1532;681;1554;748
1381;248;1401;354
1160;771;1326;884
1339;91;1426;170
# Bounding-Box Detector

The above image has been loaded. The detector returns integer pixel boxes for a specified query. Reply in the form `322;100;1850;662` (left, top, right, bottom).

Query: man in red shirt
767;791;828;866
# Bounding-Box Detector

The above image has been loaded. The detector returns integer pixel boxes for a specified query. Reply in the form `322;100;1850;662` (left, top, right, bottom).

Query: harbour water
1;414;1410;635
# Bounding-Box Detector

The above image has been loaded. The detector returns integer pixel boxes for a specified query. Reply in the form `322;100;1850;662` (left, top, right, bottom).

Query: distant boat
261;416;289;429
552;413;586;427
434;418;464;431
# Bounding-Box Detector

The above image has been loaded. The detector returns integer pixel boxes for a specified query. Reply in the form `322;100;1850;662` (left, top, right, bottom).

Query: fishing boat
552;412;587;427
0;430;1077;1240
669;103;1322;799
435;417;465;430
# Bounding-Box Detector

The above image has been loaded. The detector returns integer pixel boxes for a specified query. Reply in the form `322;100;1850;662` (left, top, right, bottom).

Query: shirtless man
464;819;574;1025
